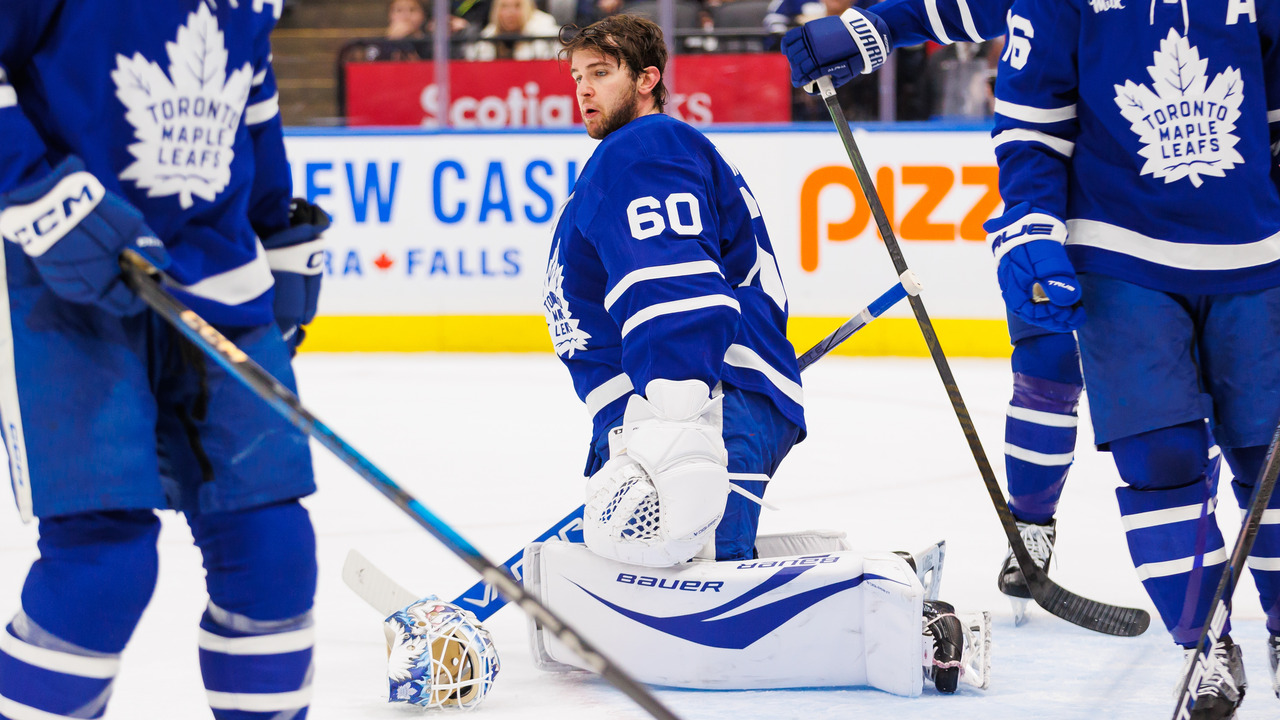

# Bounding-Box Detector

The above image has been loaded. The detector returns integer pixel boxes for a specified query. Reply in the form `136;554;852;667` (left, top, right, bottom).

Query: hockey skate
1178;635;1247;720
997;519;1056;625
922;600;991;693
1268;633;1280;699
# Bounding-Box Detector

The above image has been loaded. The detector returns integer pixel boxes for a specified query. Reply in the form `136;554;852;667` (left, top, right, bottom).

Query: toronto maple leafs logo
110;4;253;208
544;240;591;358
1114;30;1243;188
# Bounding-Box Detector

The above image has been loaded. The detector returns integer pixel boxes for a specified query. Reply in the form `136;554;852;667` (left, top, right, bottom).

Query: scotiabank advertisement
283;127;1005;321
344;56;793;127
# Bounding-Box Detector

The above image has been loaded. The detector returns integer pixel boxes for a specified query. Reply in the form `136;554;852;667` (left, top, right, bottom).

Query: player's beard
587;84;640;140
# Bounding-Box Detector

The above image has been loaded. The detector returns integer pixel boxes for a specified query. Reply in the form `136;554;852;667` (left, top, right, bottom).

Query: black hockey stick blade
814;76;1150;637
1170;419;1280;718
118;249;684;720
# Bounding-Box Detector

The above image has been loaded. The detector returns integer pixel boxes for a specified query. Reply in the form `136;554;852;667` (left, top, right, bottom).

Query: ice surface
1;353;1275;719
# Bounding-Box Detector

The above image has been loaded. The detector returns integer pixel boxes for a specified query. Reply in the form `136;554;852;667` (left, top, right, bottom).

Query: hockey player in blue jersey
0;1;326;718
986;0;1278;715
780;0;1088;626
531;13;993;696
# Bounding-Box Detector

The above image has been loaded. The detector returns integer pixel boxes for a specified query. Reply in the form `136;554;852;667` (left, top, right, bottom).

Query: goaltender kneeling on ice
523;533;991;696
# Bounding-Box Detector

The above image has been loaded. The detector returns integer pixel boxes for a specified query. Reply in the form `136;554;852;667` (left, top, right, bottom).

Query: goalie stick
447;278;915;620
117;250;683;720
1170;419;1280;719
812;75;1150;637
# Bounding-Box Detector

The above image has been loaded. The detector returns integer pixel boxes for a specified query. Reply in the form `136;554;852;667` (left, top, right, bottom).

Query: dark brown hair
559;14;668;111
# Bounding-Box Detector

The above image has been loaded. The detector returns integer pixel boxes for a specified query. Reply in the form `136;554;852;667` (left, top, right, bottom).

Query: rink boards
284;124;1012;357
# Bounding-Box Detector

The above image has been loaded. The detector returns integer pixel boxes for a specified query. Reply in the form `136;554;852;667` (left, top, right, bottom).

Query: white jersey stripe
1122;498;1217;532
1247;556;1280;572
1004;443;1073;466
197;627;315;656
244;92;279;126
993;128;1076;157
206;686;313;712
252;68;268;87
619;295;740;339
604;261;723;311
1269;109;1280;123
174;244;274;306
1263;508;1280;524
585;373;634;418
0;87;15;109
0;629;120;679
1067;219;1280;272
954;0;984;42
994;99;1077;124
1006;405;1078;428
924;0;953;43
724;344;804;408
1135;548;1227;580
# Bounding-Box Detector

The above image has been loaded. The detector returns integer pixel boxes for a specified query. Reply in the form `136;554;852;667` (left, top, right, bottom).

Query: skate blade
959;610;992;691
1010;595;1029;626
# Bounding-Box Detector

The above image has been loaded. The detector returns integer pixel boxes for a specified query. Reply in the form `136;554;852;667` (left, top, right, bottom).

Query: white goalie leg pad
525;541;925;695
583;379;730;567
755;530;851;557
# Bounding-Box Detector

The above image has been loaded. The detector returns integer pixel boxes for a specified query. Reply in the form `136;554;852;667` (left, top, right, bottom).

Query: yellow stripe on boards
300;316;1013;358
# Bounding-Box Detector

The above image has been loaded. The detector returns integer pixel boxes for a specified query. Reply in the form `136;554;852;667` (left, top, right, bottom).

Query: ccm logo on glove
0;172;104;255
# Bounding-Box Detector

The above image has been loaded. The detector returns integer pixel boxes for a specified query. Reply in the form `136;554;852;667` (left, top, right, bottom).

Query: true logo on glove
989;222;1056;255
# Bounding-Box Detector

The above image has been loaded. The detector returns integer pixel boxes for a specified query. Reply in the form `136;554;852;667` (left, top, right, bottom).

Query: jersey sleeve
989;0;1078;219
871;0;1011;47
245;34;292;238
584;154;741;398
0;2;60;195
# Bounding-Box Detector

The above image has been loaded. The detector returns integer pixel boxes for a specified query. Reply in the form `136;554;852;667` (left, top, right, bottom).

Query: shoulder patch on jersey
1113;29;1244;188
544;240;591;357
111;3;254;208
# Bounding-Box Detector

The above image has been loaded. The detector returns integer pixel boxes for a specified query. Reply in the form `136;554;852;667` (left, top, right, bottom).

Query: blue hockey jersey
544;113;806;459
0;0;292;325
991;0;1280;293
870;0;1009;47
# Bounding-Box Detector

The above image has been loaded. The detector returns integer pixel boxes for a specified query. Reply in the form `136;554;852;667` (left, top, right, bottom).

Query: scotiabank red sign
344;56;792;127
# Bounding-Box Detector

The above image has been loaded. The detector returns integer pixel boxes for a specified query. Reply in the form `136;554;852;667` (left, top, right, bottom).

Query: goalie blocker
524;533;990;695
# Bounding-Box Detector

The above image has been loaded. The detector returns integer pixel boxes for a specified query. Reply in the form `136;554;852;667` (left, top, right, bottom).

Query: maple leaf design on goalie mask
111;4;254;208
1113;29;1244;188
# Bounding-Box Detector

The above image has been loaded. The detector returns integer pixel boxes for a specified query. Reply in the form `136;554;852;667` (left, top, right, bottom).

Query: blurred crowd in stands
338;0;1003;122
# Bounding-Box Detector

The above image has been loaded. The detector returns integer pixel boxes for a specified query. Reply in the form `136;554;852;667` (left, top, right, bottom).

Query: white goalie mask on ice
384;596;500;709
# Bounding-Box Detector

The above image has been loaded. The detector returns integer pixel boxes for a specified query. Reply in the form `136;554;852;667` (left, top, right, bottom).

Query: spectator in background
927;39;1001;119
466;0;561;60
575;0;622;25
764;0;870;49
387;0;429;39
780;0;881;121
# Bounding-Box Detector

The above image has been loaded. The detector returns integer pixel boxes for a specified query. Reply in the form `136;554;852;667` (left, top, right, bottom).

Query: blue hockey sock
1113;424;1224;646
0;510;160;719
1223;444;1280;635
190;500;317;720
1005;333;1082;524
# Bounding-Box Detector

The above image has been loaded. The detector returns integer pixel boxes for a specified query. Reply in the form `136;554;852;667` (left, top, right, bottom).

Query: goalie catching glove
384;596;500;709
984;202;1084;333
0;156;170;316
584;379;730;567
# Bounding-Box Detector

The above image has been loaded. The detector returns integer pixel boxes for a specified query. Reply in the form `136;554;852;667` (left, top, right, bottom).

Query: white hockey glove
583;379;730;567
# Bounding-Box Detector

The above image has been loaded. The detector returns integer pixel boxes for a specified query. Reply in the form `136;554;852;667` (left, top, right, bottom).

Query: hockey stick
813;75;1150;637
1171;424;1280;718
116;250;683;720
451;278;915;620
